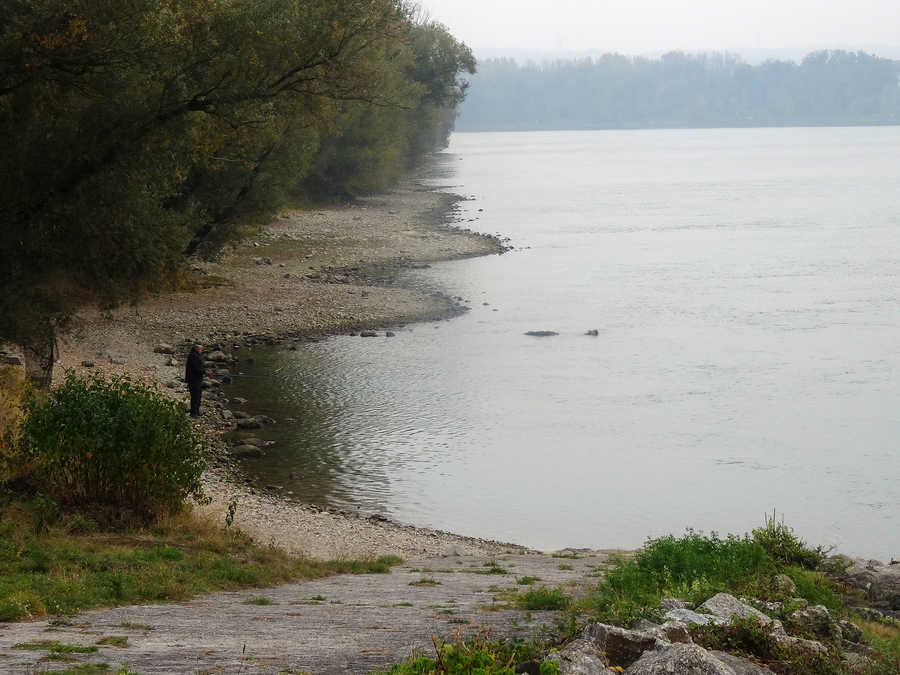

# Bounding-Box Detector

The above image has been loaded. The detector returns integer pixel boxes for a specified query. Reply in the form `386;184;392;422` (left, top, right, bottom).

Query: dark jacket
185;350;205;387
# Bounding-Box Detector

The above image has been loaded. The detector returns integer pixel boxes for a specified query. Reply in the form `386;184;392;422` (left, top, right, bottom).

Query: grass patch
95;636;128;647
243;596;274;605
517;576;540;585
516;588;570;611
13;640;98;654
377;634;558;674
116;622;152;631
858;618;900;673
0;506;401;622
557;563;573;571
393;602;413;607
409;577;440;586
551;552;580;559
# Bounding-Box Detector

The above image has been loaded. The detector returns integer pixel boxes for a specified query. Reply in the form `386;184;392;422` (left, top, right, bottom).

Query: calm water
230;128;900;559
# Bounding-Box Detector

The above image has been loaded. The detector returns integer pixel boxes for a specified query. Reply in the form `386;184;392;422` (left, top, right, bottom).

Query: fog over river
230;127;900;560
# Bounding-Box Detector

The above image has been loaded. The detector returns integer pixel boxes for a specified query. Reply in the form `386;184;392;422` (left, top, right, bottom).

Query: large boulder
709;651;776;674
583;623;669;669
624;644;734;674
664;609;729;627
788;605;842;642
545;637;617;675
698;594;772;625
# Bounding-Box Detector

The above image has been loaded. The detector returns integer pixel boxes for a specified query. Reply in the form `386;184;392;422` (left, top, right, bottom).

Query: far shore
46;181;543;560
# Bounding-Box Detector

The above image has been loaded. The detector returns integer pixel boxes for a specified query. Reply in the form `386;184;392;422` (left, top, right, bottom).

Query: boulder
788;605;841;642
585;329;599;336
698;594;772;625
230;445;265;459
839;619;863;644
659;598;692;611
525;330;558;337
545;637;617;674
360;331;378;337
624;644;734;674
236;418;262;430
233;410;251;419
0;354;23;366
206;350;229;363
221;409;234;421
583;623;668;669
256;415;276;425
664;609;728;627
773;574;797;596
233;397;248;405
154;343;176;354
709;651;776;674
81;360;95;368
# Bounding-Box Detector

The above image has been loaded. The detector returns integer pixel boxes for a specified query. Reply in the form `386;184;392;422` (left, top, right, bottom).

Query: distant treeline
457;50;900;131
0;0;473;366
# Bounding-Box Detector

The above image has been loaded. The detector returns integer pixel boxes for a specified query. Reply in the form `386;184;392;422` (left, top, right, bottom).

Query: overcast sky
416;0;900;57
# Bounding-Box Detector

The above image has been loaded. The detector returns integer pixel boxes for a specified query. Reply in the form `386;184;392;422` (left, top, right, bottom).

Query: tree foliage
458;50;900;131
0;0;473;358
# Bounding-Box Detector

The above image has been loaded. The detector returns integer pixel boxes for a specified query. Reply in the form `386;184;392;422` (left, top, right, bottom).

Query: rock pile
545;592;873;674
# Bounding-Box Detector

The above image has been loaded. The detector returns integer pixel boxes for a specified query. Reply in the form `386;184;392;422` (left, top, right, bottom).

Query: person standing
185;341;208;418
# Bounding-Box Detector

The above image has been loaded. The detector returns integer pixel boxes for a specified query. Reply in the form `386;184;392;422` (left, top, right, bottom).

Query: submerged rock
525;330;558;337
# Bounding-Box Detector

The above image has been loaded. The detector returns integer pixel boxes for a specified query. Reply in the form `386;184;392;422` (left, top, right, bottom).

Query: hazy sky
417;0;900;56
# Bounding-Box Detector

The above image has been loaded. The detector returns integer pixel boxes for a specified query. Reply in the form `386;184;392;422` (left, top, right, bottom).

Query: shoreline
52;179;540;559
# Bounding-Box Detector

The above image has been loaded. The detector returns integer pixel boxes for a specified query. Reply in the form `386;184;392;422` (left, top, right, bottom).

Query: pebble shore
56;183;521;560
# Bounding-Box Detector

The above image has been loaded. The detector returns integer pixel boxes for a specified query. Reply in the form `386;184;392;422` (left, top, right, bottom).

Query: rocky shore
49;182;519;560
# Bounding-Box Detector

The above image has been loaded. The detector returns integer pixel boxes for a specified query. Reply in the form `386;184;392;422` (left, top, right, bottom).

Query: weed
243;596;274;605
516;588;570;611
377;633;559;674
409;577;440;586
557;563;573;571
393;602;413;607
13;640;98;654
552;552;580;559
517;576;540;585
116;622;153;631
95;636;128;647
752;511;826;569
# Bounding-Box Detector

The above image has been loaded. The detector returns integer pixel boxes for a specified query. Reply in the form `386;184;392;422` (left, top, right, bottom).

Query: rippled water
229;127;900;559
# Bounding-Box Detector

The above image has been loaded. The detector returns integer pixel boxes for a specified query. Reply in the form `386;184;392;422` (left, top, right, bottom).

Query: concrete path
0;550;614;674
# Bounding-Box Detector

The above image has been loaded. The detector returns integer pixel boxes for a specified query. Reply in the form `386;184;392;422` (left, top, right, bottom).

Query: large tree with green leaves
0;0;473;386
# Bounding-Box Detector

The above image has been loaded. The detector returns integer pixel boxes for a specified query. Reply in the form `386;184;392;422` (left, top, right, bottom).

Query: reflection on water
226;128;900;559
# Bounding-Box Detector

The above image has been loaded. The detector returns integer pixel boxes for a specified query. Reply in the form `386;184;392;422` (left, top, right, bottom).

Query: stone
789;605;841;641
583;623;668;669
773;574;797;596
0;355;23;366
360;331;378;337
236;418;262;430
166;380;180;389
545;637;617;674
237;437;266;448
385;331;396;337
233;410;251;419
659;598;692;611
709;651;776;674
166;357;177;367
841;652;875;674
525;330;558;337
658;621;693;644
81;360;95;368
624;644;733;674
698;594;772;625
206;350;229;362
233;397;248;405
256;415;276;425
154;343;176;354
839;619;863;643
231;445;265;459
221;409;234;421
585;329;599;336
663;609;728;627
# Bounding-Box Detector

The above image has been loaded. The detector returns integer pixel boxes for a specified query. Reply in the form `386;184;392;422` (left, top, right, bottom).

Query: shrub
0;365;30;477
516;587;570;611
16;373;205;526
752;512;826;569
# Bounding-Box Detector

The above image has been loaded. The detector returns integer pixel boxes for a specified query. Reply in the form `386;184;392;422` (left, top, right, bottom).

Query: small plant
378;633;559;674
243;596;274;605
225;498;238;529
517;576;540;585
13;640;98;654
752;511;826;569
96;636;129;647
409;577;440;586
516;588;570;611
557;563;573;571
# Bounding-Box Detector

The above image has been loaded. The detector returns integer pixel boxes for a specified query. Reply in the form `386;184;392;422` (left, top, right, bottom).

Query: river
227;127;900;560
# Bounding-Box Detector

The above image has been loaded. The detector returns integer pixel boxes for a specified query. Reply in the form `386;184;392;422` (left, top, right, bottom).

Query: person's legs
189;385;202;417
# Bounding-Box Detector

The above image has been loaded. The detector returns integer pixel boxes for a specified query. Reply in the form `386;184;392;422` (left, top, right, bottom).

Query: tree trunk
23;334;56;391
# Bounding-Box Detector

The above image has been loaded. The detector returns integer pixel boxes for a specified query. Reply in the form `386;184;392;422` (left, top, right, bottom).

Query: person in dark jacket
185;341;208;418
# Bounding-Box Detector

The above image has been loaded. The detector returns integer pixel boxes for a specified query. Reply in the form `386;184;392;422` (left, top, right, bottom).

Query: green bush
16;373;205;525
752;513;826;569
516;587;570;611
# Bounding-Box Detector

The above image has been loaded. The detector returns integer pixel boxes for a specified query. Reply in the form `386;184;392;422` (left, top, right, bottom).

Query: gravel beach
52;183;519;561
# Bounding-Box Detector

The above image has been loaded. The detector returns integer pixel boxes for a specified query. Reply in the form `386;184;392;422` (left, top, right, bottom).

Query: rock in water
525;330;558;337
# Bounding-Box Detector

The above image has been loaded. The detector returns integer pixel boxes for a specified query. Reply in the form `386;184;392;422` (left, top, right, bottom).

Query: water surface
230;128;900;559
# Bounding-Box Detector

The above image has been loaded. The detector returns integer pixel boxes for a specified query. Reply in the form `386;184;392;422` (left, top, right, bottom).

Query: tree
0;0;475;387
